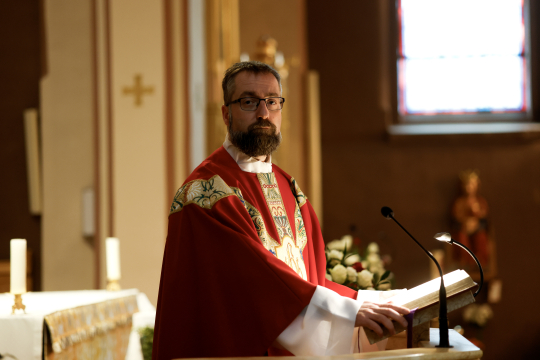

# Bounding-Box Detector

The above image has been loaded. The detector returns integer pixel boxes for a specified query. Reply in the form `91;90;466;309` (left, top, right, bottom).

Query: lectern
176;329;482;360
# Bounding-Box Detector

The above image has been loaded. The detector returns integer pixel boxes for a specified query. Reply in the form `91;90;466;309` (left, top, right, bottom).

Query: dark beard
228;118;282;158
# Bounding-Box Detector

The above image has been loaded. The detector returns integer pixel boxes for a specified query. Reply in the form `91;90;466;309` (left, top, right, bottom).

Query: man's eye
242;99;255;105
267;99;277;105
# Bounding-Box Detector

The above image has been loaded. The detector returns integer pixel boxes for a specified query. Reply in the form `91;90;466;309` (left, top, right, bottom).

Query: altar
0;289;155;360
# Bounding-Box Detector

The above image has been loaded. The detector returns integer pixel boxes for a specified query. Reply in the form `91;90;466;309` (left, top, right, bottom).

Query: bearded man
152;61;409;359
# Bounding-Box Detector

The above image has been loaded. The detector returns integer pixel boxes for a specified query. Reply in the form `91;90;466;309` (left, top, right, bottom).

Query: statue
450;170;496;281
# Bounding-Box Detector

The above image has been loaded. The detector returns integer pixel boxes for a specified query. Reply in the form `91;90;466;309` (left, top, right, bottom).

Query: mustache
248;120;277;132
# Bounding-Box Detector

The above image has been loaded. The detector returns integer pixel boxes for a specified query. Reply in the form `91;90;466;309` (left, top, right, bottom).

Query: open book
364;269;477;345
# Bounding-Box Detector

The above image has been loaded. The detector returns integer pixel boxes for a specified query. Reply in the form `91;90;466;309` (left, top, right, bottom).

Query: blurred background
1;1;539;358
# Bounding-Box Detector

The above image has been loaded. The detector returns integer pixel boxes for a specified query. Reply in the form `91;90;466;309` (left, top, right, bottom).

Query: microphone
381;206;452;348
434;232;483;297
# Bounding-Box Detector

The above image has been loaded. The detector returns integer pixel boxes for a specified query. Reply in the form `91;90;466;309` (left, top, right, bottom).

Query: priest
152;61;409;359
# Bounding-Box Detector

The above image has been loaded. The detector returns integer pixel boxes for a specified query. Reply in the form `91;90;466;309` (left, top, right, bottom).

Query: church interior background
1;1;540;359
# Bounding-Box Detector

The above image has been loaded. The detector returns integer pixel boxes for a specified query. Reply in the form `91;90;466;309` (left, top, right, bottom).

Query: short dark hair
222;61;281;105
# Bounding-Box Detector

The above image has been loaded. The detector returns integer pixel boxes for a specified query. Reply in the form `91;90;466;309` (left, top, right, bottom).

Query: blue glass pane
402;0;524;58
402;55;524;114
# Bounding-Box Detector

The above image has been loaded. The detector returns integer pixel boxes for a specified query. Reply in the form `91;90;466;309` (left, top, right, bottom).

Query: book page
382;270;470;306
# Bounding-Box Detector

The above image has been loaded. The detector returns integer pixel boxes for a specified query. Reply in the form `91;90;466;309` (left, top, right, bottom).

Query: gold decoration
122;74;154;106
11;293;26;314
205;0;240;155
169;175;238;215
44;294;138;354
106;279;121;291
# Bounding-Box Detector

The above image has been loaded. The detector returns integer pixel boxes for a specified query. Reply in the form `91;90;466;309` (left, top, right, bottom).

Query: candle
106;237;121;281
10;239;27;294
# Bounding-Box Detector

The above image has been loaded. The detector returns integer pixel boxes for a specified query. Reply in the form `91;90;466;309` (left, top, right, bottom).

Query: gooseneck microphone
434;232;484;298
381;206;452;348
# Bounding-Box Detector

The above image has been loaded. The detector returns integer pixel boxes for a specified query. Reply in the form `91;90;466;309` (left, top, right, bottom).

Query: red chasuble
153;147;357;359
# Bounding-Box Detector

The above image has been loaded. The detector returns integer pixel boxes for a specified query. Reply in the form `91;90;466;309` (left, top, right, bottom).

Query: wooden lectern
176;329;481;360
176;270;482;360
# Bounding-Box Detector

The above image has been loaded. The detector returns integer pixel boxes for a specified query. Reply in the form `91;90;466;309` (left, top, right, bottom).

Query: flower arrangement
138;326;154;360
463;303;493;327
325;235;394;291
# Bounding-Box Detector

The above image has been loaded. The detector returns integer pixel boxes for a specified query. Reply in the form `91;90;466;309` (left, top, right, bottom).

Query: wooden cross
123;74;154;106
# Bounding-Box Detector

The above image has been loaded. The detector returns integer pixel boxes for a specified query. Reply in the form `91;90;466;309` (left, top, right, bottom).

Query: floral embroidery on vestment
231;188;280;255
169;173;308;279
289;177;307;208
170;175;236;215
257;173;308;280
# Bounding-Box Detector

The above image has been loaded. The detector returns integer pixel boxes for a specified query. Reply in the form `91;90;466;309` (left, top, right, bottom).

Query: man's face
221;71;282;158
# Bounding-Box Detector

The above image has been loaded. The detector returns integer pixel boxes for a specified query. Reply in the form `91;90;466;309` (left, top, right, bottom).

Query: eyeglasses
228;97;285;111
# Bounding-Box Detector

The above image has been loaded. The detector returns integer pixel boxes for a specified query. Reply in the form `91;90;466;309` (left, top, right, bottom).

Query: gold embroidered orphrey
169;174;309;280
257;173;308;280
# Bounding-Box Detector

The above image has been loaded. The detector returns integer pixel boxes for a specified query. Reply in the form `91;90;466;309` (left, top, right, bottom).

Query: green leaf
372;272;380;285
380;271;391;281
138;327;154;360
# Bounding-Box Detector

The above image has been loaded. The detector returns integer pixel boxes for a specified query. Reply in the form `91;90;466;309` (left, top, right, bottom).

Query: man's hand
355;301;410;336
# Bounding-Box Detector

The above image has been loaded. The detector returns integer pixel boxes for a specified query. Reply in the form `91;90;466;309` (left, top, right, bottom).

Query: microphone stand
434;232;484;297
381;207;452;348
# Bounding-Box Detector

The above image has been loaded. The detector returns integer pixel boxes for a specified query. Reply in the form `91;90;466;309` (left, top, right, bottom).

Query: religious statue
450;170;496;281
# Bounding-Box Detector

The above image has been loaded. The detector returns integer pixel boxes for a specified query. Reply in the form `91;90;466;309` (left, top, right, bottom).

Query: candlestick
106;237;121;282
10;239;27;294
106;279;121;291
12;294;26;314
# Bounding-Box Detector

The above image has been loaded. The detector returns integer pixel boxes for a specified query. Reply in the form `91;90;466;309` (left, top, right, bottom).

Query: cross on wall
122;74;154;106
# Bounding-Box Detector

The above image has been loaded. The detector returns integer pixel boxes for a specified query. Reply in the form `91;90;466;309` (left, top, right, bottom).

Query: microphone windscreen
381;206;394;219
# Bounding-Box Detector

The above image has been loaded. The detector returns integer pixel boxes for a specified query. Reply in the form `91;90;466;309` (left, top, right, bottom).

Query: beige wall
41;0;95;290
40;0;189;305
107;0;168;305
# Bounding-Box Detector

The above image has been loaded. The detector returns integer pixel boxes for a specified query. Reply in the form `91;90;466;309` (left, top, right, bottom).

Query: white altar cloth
0;289;152;360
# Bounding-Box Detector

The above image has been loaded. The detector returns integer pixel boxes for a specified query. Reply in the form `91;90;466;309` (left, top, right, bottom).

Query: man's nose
256;100;270;119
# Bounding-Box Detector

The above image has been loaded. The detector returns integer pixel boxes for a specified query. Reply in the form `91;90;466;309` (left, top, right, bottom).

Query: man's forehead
233;71;280;97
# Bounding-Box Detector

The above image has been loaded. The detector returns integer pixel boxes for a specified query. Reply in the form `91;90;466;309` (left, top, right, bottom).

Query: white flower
330;264;347;284
328;250;344;260
344;253;361;266
346;267;357;282
327;239;345;251
328;250;344;267
464;304;492;327
367;253;381;266
369;263;386;276
325;273;333;281
366;242;379;254
328;259;341;267
341;235;353;251
357;270;374;288
463;304;477;323
476;304;493;327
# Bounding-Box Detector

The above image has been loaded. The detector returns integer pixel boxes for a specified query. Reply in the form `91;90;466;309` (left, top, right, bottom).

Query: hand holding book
355;301;410;336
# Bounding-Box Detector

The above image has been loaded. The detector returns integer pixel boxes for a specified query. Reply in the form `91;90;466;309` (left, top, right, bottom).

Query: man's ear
221;105;230;127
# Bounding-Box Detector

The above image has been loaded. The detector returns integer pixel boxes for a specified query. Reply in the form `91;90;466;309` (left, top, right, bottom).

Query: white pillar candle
106;237;121;281
10;239;27;294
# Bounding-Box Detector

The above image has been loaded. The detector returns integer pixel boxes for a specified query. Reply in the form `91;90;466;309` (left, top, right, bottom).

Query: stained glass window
398;0;528;118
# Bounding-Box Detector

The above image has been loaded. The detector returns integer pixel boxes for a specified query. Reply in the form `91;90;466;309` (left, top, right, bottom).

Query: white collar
223;135;273;173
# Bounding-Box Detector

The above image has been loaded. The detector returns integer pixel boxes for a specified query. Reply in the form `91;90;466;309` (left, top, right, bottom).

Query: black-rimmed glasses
228;97;285;111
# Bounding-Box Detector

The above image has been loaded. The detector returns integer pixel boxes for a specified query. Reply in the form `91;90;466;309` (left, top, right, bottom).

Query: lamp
434;232;483;297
